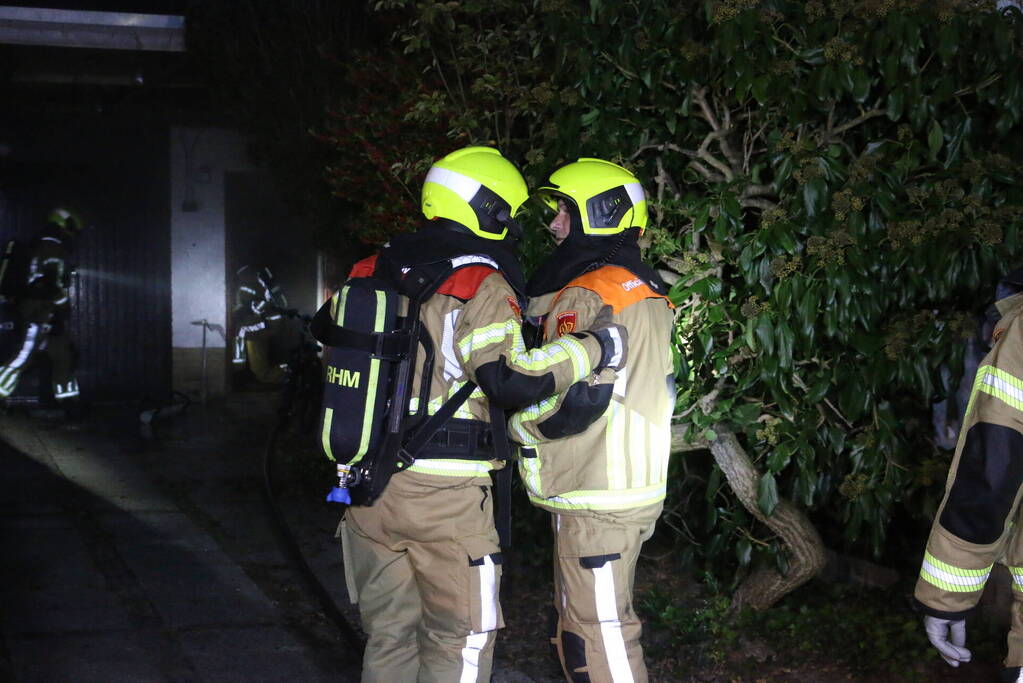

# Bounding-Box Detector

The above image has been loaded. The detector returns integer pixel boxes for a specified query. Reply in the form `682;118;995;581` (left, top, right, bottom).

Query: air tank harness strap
318;326;411;362
489;402;515;550
418;420;495;456
396;380;478;467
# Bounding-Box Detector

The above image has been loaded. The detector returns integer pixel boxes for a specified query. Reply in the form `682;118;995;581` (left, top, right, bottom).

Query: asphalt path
0;396;359;683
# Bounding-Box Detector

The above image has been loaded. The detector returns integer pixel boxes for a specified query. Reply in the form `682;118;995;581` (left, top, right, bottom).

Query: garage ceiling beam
0;6;185;52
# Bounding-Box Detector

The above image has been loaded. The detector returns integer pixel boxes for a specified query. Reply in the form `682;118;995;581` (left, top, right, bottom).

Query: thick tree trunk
671;424;827;610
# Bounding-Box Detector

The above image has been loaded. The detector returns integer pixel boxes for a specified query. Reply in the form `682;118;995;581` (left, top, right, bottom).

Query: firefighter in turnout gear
509;159;675;682
231;265;288;384
336;147;628;682
916;267;1023;681
0;208;82;405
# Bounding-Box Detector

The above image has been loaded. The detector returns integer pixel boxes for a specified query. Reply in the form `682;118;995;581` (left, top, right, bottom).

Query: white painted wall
170;126;255;349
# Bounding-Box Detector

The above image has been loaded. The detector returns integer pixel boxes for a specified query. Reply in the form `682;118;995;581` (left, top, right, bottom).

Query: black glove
537;370;615;439
570;305;628;371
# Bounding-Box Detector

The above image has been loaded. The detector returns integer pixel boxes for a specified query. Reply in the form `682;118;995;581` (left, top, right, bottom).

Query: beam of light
72;268;151;289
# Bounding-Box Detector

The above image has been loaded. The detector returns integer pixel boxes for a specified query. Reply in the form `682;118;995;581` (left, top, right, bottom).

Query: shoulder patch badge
507;296;522;320
556;310;577;336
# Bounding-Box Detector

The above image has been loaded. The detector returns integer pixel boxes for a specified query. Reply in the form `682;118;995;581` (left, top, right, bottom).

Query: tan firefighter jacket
915;291;1023;617
334;254;608;487
509;265;675;514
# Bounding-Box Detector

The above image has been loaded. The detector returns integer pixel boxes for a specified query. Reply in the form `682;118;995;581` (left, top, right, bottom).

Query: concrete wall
170;126;254;398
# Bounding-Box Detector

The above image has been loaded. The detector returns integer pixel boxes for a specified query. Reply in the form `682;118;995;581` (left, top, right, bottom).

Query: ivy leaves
322;0;1023;579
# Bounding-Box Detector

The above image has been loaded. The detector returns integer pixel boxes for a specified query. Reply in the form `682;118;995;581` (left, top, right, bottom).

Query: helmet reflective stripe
54;209;70;221
424;166;483;203
624;182;645;207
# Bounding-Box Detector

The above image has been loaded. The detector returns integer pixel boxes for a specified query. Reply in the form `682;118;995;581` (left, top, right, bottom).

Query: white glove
924;615;972;667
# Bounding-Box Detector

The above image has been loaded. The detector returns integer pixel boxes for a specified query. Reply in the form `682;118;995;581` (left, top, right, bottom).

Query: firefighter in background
338;147;628;682
509;159;675;682
231;264;288;384
0;208;82;406
916;267;1023;681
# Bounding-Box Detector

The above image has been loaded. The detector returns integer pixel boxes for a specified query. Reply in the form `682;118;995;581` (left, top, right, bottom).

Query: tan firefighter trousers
550;511;655;683
340;471;503;682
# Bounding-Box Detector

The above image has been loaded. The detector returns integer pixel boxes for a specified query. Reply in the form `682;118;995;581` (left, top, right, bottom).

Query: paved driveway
0;396;360;683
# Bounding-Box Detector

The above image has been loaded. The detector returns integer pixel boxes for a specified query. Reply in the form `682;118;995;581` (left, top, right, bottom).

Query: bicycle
275;310;324;434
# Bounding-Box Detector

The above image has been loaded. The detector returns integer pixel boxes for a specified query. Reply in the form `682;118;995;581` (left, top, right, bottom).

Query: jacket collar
996;291;1023;319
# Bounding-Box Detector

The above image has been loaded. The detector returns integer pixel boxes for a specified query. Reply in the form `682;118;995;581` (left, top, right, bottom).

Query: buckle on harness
373;329;411;361
396;448;416;470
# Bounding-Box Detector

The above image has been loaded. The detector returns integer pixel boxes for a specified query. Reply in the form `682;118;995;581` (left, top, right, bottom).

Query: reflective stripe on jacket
233;266;287;332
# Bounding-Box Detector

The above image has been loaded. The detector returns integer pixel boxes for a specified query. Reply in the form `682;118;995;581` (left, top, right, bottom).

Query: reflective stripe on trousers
232;337;246;364
54;378;80;400
460;553;500;682
0;323;43;396
7;323;41;369
591;561;633;682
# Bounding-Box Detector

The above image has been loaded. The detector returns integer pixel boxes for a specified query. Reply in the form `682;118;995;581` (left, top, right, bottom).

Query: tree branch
656;156;680;197
716;97;744;170
688;160;727;183
693;87;743;178
698;149;734;182
631;142;688;159
740;197;778;211
741;184;775;198
709;427;827;610
599;51;678;92
826;108;886;140
693;87;720;131
670;422;710;453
